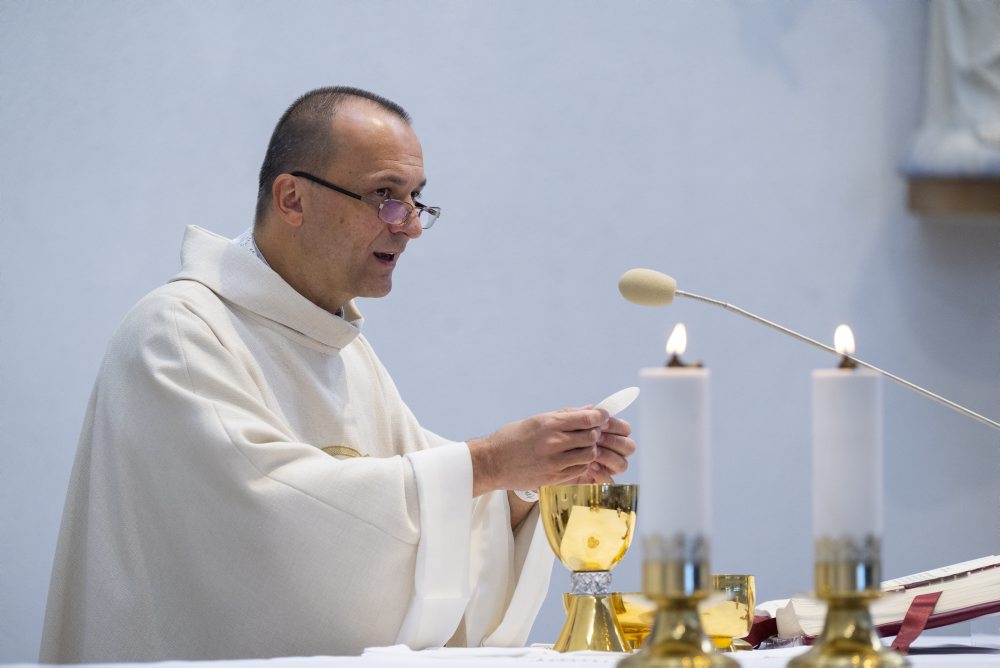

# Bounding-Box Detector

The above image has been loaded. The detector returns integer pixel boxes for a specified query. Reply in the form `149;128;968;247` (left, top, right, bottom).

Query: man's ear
272;174;305;228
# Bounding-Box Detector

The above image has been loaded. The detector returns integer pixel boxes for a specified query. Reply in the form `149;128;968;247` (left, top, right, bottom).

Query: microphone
618;268;1000;431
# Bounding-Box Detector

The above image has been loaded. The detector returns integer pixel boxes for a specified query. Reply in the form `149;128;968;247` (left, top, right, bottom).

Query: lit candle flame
834;324;855;355
666;323;687;356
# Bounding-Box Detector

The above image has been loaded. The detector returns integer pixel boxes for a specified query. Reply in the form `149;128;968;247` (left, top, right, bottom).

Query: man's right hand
467;407;630;498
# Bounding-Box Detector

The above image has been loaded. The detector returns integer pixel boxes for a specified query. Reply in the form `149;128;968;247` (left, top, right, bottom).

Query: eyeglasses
291;171;441;230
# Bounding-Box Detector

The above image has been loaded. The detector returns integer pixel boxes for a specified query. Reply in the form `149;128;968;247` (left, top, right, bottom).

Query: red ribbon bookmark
890;591;943;654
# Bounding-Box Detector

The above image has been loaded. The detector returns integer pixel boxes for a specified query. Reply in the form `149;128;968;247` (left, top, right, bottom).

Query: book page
882;556;1000;591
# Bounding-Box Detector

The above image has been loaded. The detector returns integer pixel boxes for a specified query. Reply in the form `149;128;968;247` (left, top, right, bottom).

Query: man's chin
361;282;393;299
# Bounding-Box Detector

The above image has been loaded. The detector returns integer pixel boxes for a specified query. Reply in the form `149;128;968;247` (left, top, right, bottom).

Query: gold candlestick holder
789;535;909;668
539;483;639;652
619;534;738;668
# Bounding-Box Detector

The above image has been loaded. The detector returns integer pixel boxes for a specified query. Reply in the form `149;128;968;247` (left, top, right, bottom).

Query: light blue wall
2;0;998;661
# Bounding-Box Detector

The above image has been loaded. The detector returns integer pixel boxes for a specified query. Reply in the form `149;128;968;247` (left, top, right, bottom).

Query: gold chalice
540;483;638;652
701;575;756;651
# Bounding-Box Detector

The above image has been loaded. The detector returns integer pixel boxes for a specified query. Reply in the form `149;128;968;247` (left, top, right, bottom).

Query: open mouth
374;252;397;263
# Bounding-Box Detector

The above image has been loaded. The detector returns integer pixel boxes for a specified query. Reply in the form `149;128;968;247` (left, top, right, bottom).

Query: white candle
812;325;883;538
638;324;711;538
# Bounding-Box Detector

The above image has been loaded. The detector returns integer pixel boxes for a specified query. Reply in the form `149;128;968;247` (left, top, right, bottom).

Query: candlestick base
788;596;909;668
791;538;909;667
618;556;737;668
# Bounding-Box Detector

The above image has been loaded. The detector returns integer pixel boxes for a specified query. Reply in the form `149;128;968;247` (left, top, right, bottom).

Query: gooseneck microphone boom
618;268;1000;432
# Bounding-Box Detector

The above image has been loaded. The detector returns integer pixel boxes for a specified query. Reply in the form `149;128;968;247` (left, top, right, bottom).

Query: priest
40;86;635;662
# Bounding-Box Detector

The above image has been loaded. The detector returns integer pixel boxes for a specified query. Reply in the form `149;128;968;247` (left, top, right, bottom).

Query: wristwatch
513;489;539;503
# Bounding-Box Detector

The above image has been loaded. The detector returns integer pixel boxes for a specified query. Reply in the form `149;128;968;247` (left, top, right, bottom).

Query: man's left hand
570;415;634;484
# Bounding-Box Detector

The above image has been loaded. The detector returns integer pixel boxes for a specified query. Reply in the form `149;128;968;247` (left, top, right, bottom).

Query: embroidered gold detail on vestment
321;444;367;458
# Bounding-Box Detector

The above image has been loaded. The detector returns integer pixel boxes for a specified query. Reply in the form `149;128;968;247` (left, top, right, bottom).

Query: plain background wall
2;0;998;661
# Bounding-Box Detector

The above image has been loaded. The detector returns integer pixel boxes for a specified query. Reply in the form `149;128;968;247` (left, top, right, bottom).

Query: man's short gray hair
254;86;411;224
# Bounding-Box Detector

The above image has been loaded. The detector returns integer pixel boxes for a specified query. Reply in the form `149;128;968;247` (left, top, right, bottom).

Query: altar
11;637;1000;668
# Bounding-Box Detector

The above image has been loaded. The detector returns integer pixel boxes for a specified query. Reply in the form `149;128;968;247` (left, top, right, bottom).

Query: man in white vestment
40;86;635;662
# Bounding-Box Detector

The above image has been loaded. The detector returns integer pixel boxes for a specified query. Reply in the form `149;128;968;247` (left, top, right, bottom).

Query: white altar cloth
13;637;1000;668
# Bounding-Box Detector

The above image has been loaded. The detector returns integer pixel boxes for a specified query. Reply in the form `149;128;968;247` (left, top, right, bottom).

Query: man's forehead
375;172;427;189
324;100;424;183
330;98;414;141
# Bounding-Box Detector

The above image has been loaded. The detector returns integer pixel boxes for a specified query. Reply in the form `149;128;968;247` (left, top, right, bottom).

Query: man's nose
394;210;423;239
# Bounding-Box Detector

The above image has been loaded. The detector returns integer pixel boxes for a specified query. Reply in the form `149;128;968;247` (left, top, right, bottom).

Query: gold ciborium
540;483;638;652
612;593;655;650
610;574;756;652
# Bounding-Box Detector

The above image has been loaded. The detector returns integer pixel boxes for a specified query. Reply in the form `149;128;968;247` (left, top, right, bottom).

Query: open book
771;556;1000;639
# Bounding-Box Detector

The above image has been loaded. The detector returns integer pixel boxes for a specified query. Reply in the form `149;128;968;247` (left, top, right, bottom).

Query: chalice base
788;598;909;668
554;593;630;652
618;599;739;668
709;637;753;652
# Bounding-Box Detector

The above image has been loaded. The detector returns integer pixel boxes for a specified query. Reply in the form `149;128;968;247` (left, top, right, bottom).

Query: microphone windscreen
619;268;677;306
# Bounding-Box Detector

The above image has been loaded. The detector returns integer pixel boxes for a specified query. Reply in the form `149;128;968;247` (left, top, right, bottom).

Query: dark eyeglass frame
290;171;441;229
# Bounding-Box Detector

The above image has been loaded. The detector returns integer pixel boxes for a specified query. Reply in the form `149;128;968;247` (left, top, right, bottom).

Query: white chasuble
40;225;552;662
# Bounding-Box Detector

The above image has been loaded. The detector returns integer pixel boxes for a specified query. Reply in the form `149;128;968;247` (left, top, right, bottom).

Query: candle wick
838;355;858;369
666;354;705;368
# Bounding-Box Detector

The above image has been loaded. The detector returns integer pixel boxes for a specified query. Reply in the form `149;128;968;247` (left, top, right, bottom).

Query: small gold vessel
702;575;756;651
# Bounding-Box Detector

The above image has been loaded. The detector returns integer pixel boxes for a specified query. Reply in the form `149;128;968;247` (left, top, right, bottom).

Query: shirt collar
233;226;346;319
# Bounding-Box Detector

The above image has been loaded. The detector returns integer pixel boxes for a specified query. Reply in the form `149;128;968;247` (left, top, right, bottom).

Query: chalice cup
539;483;638;652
